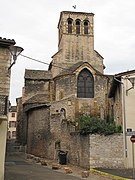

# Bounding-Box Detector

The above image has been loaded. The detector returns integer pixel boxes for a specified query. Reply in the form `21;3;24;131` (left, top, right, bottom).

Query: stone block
81;171;89;178
52;163;60;170
64;167;72;174
40;160;47;166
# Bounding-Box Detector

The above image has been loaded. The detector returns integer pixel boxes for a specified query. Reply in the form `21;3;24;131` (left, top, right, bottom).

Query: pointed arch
77;68;94;98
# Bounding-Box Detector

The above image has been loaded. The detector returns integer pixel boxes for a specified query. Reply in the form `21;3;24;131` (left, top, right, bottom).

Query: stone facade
0;37;15;180
17;11;122;169
26;105;50;157
51;11;104;78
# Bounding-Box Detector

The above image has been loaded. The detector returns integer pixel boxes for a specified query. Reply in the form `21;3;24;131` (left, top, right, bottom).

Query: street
4;152;114;180
4;140;118;180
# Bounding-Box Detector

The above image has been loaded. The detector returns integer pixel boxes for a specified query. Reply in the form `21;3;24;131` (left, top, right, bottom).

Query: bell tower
50;11;104;77
58;11;94;63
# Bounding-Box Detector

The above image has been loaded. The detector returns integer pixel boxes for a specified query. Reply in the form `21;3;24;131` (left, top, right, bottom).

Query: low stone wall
48;114;124;169
90;134;124;168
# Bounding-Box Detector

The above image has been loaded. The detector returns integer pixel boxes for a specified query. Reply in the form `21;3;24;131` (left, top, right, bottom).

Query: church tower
50;11;104;77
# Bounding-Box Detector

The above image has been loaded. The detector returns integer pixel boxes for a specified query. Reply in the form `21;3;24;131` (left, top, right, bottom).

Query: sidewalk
93;168;133;180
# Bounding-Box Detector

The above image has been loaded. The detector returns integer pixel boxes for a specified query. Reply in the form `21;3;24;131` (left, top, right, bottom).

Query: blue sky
1;0;135;105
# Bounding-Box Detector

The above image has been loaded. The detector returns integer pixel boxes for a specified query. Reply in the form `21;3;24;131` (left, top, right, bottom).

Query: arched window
76;19;80;34
67;18;73;33
77;69;94;98
84;21;89;34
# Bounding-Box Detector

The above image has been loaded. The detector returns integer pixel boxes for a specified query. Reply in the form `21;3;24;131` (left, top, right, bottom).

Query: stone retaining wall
90;134;124;168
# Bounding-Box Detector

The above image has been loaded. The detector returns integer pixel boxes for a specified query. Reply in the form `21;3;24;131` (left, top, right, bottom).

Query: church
17;11;119;167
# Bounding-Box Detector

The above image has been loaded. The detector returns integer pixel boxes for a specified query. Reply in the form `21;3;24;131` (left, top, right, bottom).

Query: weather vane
72;5;76;9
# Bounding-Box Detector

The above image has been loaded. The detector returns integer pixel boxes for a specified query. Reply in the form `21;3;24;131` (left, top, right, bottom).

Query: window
12;131;16;138
84;21;89;34
9;121;16;128
76;19;80;34
67;18;73;33
77;69;94;98
8;131;11;139
11;112;15;117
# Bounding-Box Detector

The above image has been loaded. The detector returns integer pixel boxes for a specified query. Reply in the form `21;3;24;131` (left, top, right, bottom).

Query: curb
90;168;132;180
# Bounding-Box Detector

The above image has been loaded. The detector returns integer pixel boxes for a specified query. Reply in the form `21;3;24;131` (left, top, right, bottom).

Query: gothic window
76;19;81;34
84;21;89;34
67;18;73;33
77;68;94;98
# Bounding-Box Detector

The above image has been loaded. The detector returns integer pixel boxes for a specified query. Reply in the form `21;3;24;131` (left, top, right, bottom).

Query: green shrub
77;115;122;136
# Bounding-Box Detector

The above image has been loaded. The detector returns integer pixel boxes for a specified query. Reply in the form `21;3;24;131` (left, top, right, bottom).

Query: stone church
17;11;115;167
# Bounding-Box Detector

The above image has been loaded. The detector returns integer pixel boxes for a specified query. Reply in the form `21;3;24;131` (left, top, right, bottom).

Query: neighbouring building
0;37;15;180
7;106;17;139
109;70;135;168
17;11;124;168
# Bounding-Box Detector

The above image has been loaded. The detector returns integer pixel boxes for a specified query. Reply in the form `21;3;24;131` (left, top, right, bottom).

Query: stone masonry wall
90;134;124;168
48;113;90;168
0;48;11;96
27;106;50;157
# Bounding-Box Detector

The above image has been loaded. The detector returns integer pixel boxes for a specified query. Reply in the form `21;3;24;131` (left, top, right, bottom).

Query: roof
58;11;94;28
115;69;135;77
0;37;15;48
54;61;106;79
24;69;52;80
94;50;104;59
23;94;49;105
23;94;50;112
9;106;17;112
109;69;135;98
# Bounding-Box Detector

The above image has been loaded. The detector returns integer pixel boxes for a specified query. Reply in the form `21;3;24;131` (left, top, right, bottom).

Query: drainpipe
114;76;127;165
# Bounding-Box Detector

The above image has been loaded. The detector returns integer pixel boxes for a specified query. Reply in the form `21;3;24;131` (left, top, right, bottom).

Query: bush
78;115;122;136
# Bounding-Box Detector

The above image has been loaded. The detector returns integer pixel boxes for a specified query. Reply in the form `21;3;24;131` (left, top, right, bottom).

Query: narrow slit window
76;20;80;34
68;19;72;33
84;21;89;34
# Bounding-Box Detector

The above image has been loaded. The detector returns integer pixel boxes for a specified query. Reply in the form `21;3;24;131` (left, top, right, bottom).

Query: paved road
5;152;114;180
5;141;113;180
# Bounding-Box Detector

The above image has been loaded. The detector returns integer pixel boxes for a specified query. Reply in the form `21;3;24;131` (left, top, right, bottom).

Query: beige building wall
0;49;11;180
7;106;17;139
122;74;135;168
0;38;15;180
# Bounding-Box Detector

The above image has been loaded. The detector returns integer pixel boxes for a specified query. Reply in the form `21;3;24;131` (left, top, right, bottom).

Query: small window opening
76;20;80;34
84;21;88;34
68;19;72;33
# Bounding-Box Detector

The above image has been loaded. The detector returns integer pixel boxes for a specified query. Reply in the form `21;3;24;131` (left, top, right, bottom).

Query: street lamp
8;45;24;70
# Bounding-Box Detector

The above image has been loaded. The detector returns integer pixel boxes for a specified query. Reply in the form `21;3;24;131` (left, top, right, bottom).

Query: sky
1;0;135;105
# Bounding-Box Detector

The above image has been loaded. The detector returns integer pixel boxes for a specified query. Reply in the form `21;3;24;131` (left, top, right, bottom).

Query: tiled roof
25;69;52;80
24;94;49;104
54;61;105;79
9;106;17;112
0;37;15;47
